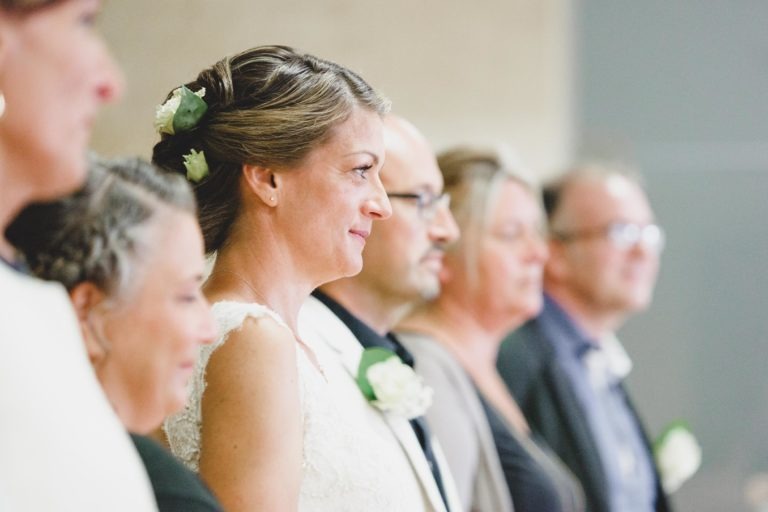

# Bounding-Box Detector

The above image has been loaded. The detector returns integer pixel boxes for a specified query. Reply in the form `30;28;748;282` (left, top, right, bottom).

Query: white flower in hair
183;149;209;183
154;86;207;135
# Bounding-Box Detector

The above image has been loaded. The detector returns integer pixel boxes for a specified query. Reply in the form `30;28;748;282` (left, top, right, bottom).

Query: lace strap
212;300;288;337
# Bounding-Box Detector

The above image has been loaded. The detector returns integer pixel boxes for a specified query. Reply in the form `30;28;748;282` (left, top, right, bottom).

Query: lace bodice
164;301;286;470
164;300;426;511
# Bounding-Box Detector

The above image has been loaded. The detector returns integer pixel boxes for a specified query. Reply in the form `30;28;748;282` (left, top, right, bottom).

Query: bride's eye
353;164;373;180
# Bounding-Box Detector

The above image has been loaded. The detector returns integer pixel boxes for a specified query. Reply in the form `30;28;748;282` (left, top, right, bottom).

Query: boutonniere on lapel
654;421;702;494
356;347;433;420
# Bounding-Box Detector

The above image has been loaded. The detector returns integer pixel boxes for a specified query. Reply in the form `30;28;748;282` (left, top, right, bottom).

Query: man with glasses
497;164;672;512
299;114;461;512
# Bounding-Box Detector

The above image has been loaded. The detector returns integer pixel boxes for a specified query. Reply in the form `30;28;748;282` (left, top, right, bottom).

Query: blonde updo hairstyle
152;45;390;255
437;146;540;289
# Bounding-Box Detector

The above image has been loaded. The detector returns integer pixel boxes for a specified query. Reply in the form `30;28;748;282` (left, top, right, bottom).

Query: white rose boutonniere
654;421;702;494
356;347;433;420
154;85;207;135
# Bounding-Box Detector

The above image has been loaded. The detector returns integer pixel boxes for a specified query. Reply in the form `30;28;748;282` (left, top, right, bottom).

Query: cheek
52;33;97;93
572;248;611;278
475;248;505;294
161;310;200;357
370;216;408;250
145;315;194;402
488;246;520;281
395;222;427;259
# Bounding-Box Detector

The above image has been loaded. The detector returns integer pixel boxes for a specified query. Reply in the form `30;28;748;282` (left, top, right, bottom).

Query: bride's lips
349;229;370;245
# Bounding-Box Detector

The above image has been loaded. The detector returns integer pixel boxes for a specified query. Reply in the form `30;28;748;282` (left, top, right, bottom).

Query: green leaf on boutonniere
653;420;691;451
173;85;208;133
356;347;396;401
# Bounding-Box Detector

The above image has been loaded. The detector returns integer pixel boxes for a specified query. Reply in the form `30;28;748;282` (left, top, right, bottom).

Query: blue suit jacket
496;300;671;512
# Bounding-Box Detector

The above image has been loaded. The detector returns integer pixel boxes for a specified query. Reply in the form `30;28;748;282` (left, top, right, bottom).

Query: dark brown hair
151;45;390;254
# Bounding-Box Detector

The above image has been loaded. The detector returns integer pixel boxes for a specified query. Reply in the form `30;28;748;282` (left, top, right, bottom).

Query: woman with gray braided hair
9;156;221;511
0;1;157;510
150;46;422;511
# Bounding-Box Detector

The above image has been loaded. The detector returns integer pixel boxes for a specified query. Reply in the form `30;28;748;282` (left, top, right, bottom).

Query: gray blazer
399;332;514;512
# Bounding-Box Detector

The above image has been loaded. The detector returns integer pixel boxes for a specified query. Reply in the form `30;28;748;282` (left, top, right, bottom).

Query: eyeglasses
552;222;665;251
387;191;451;222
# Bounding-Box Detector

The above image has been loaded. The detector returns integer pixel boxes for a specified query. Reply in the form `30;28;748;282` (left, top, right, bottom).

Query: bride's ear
69;282;109;365
242;163;279;207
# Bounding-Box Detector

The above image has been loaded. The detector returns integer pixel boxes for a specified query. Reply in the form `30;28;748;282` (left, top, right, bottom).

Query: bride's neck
205;243;313;333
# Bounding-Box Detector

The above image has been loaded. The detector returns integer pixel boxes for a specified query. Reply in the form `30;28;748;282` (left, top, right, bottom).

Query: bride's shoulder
205;300;297;379
212;300;289;336
202;304;301;429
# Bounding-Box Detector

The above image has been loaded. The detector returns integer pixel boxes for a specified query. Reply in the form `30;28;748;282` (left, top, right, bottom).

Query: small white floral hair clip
183;149;209;183
154;85;208;135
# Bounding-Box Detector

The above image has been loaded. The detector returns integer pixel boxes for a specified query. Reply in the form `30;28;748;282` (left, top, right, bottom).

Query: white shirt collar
583;333;633;390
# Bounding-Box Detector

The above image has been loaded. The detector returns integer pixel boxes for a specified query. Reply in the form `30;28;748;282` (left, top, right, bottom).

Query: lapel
430;435;467;512
544;361;611;512
299;297;450;512
534;311;611;512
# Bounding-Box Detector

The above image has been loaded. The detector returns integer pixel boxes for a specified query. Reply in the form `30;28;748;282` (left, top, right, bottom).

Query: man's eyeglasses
552;222;665;252
387;191;451;221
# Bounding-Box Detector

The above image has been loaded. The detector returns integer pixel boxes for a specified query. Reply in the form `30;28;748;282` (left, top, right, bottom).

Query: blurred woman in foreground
0;1;156;509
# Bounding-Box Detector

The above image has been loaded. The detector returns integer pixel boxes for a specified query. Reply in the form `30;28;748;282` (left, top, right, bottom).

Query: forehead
490;179;539;219
318;108;384;158
380;126;443;192
558;174;653;226
141;212;203;274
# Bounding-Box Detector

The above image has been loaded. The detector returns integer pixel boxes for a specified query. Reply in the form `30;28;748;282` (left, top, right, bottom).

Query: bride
153;45;425;510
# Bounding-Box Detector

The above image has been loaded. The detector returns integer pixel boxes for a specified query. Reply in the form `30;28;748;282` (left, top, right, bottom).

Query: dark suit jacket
131;434;223;512
496;300;671;512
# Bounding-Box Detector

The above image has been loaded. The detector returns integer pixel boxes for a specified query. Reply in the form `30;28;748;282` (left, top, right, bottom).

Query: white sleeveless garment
164;300;424;511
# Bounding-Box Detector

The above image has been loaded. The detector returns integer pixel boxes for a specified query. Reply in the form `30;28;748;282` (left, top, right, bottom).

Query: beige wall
94;0;573;176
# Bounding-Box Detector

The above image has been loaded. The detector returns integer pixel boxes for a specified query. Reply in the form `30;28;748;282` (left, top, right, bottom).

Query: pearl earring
0;92;5;119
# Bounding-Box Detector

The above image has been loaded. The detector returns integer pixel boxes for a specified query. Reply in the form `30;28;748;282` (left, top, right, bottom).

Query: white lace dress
165;301;425;511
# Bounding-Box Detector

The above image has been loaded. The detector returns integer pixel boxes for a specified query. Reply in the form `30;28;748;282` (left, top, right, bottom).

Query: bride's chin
340;256;364;279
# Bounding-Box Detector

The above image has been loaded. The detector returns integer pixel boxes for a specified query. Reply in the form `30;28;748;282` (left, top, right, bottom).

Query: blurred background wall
578;2;768;512
93;1;768;510
93;0;573;174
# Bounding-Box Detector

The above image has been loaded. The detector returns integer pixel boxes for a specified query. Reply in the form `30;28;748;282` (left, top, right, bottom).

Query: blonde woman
398;147;585;512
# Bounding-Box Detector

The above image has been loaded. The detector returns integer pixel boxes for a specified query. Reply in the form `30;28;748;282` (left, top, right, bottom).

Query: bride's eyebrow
343;151;380;165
